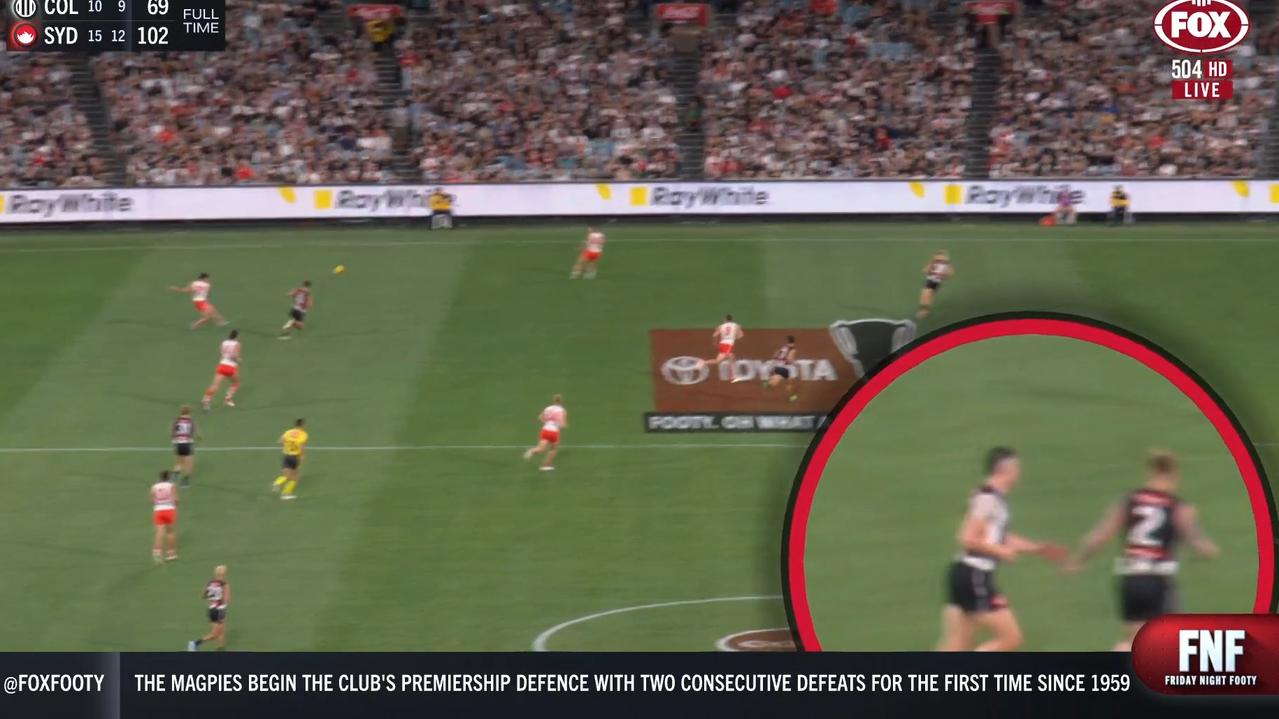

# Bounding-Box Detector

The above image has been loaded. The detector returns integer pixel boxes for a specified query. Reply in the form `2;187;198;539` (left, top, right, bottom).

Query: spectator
0;55;103;188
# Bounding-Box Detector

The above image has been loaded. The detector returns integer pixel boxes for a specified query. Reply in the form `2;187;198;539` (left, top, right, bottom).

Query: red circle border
783;314;1277;651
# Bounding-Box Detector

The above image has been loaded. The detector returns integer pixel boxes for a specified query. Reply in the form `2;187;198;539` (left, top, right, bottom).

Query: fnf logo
1154;0;1250;54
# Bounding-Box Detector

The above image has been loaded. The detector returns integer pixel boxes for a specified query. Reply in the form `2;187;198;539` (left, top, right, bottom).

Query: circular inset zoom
784;313;1276;652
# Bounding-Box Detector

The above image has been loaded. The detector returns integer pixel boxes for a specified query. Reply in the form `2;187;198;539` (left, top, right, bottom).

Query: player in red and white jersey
523;395;568;471
702;314;746;382
279;280;314;339
168;272;227;329
150;470;179;563
171;405;201;487
202;330;242;410
570;226;606;279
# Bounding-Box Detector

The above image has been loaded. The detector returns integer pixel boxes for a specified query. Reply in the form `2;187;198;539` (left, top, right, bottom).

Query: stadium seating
396;0;681;181
0;55;103;188
699;0;973;178
92;0;396;186
3;0;1276;187
988;0;1278;177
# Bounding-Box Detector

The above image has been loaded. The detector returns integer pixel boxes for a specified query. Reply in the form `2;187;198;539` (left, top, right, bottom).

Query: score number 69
147;0;169;14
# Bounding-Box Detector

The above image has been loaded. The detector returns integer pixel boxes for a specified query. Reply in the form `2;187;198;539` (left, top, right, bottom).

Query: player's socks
152;549;162;563
523;448;535;460
584;270;596;279
272;476;287;492
283;479;297;496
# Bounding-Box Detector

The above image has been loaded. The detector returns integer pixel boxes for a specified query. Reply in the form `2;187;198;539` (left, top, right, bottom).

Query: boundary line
0;442;809;454
0;442;1273;454
531;595;782;652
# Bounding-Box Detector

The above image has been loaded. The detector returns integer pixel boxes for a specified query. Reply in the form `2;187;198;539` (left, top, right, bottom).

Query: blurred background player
188;565;230;652
764;335;799;402
524;395;567;471
170;405;200;487
917;251;953;320
279;280;313;339
702;314;745;382
273;418;309;500
1109;185;1133;225
1063;450;1219;651
168;272;226;329
938;447;1068;652
1055;188;1077;226
429;187;454;230
570;226;606;279
203;329;242;410
150;470;179;563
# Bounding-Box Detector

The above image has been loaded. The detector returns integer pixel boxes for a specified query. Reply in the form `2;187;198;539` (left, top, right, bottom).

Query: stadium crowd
93;0;396;186
699;0;973;178
395;0;682;181
0;55;104;188
4;0;1277;188
988;0;1277;177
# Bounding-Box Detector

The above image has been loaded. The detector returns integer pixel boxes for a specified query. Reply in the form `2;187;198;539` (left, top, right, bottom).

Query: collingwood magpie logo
10;0;37;20
828;319;916;376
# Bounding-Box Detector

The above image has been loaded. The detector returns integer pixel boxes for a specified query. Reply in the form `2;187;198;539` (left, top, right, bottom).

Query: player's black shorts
946;561;1005;614
208;607;226;624
174;442;194;457
289;308;306;323
1119;574;1177;622
924;279;941;291
282;454;300;470
772;366;791;379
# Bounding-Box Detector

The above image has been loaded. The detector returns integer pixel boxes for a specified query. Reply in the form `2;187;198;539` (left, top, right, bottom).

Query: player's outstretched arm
1007;533;1068;562
1174;504;1220;559
1063;503;1124;573
168;284;190;293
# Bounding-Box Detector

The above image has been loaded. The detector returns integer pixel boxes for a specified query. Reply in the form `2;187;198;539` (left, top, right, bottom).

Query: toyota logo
661;356;710;385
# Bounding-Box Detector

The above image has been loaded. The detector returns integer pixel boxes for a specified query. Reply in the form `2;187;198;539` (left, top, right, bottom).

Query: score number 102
137;0;172;45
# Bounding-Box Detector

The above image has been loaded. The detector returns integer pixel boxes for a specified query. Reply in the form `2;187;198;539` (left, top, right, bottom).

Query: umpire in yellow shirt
429;188;455;230
273;418;309;500
1109;185;1132;226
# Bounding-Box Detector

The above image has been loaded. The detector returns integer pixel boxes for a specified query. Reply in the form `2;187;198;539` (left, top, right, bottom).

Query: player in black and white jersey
1064;451;1219;651
917;250;953;320
188;565;230;651
937;447;1068;651
763;335;799;402
170;405;200;488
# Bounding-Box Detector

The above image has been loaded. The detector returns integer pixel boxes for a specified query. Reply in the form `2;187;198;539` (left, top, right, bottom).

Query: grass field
0;221;1275;651
803;334;1258;651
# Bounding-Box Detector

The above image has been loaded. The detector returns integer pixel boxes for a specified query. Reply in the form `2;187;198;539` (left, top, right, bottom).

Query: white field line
0;441;1273;454
531;595;783;652
1;233;1277;255
0;442;810;454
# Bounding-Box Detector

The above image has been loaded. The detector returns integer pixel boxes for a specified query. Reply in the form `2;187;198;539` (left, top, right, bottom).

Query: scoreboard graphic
5;0;225;52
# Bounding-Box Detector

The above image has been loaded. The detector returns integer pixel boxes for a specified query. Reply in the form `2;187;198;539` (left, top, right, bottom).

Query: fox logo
1154;0;1250;54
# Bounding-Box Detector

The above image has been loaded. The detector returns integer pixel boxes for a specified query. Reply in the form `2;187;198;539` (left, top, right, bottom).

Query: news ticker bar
0;651;1148;718
6;0;224;52
4;616;1279;716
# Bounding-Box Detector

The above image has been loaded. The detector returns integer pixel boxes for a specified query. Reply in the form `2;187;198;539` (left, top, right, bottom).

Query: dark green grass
804;336;1257;651
0;222;1273;650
